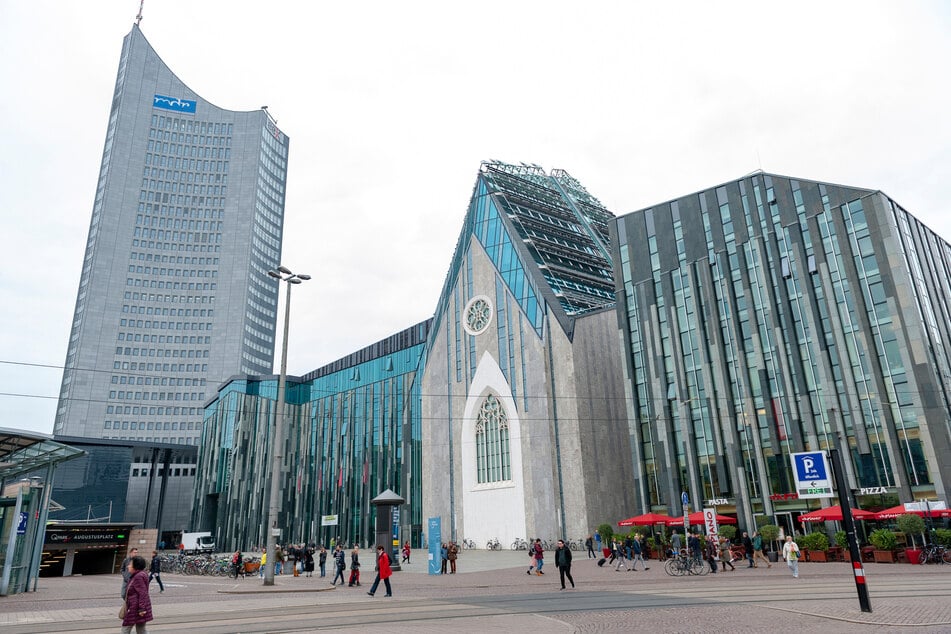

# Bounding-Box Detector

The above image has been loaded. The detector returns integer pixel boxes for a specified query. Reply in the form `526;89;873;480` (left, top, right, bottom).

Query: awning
618;512;674;526
798;505;876;522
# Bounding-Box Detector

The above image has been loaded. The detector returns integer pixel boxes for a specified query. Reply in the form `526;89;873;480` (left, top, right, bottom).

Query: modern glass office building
420;162;635;547
193;321;430;551
54;24;289;445
611;172;951;534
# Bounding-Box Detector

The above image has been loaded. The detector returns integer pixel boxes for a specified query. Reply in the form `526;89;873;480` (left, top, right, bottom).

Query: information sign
791;451;834;499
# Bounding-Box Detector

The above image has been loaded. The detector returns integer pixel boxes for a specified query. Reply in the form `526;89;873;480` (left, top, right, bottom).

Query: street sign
681;491;689;506
16;512;27;535
702;507;718;538
791;451;834;499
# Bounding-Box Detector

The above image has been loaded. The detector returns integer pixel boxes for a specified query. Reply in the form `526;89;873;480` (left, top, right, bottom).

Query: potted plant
759;524;781;562
896;513;926;564
834;530;851;561
869;528;898;563
800;532;830;562
717;525;737;541
597;523;614;556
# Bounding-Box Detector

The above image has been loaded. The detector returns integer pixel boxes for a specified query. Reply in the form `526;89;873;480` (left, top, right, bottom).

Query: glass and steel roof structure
0;427;85;482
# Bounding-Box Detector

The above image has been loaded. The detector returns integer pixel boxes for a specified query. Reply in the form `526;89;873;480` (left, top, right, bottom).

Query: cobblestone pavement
1;552;950;632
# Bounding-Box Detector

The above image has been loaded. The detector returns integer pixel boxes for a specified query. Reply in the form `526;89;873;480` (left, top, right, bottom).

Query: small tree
717;525;737;541
597;524;614;546
759;524;780;552
896;513;926;548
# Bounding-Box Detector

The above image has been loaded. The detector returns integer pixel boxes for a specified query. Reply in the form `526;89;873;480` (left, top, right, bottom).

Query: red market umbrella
665;512;737;526
874;505;951;520
618;512;674;527
798;505;876;523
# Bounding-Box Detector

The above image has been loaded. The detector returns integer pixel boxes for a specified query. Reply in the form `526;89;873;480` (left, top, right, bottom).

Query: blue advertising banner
427;517;441;576
153;94;197;113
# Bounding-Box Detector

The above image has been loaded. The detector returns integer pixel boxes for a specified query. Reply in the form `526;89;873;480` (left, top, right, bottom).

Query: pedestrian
704;536;718;573
555;539;575;590
402;541;411;564
782;535;801;578
630;534;649;571
148;550;164;593
752;531;772;568
742;531;755;568
585;535;595;559
121;555;153;634
304;548;315;577
671;529;682;556
178;542;184;559
121;547;139;599
274;544;285;576
319;546;328;577
595;532;602;553
613;539;628;571
527;541;537;575
533;539;545;575
231;550;244;579
259;550;267;578
718;536;735;571
688;532;702;565
331;544;346;585
448;541;459;573
440;543;449;574
366;545;393;597
348;546;361;587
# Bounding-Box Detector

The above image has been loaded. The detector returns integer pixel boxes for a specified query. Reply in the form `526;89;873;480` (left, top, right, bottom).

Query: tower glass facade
612;172;951;533
54;25;289;445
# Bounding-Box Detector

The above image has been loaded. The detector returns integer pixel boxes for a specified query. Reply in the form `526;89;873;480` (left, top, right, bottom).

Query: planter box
872;549;897;563
807;550;829;562
905;549;922;565
767;551;780;563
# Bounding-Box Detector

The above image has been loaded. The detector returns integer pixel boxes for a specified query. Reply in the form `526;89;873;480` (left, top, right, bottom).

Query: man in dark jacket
148;550;164;593
742;531;755;568
331;545;346;585
555;539;575;590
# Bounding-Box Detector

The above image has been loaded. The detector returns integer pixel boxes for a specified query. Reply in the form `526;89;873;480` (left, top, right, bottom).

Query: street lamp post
263;265;310;586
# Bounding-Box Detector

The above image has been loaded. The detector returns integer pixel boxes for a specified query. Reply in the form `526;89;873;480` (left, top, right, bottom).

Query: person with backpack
532;539;545;575
231;550;244;579
331;544;346;585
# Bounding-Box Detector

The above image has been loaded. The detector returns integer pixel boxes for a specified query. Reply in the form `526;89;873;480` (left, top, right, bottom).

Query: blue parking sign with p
795;453;827;481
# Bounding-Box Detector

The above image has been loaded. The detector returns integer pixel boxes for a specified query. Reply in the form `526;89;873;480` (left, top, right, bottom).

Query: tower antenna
135;0;144;26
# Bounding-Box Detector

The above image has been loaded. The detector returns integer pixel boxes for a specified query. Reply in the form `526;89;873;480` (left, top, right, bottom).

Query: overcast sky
2;1;950;436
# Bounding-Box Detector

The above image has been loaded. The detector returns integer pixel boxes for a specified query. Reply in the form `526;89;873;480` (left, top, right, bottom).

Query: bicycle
511;537;529;551
462;538;476;550
486;538;501;551
664;551;709;576
919;543;951;564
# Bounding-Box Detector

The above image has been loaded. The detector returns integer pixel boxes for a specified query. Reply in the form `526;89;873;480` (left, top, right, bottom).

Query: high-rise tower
54;25;289;444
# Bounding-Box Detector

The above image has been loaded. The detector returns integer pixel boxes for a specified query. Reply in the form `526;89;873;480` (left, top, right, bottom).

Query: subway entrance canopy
0;427;85;595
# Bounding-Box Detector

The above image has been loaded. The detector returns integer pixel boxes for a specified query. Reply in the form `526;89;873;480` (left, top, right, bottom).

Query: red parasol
798;505;876;522
665;512;737;526
618;512;675;527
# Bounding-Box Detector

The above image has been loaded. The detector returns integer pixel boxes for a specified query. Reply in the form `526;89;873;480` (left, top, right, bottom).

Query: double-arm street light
263;265;310;586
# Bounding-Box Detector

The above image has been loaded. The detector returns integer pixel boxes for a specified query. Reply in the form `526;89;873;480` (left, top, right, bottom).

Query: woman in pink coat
122;555;153;633
366;545;393;597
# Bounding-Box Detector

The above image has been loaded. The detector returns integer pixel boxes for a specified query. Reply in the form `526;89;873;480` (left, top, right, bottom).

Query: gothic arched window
475;393;511;483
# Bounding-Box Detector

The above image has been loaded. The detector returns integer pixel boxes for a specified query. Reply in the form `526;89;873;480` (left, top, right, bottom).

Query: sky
1;1;950;436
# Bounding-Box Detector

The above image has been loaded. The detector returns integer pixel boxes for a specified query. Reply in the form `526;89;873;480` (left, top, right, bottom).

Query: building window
475;393;511;483
463;296;493;336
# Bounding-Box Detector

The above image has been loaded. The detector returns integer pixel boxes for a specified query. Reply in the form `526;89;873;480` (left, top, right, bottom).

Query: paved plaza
2;550;951;632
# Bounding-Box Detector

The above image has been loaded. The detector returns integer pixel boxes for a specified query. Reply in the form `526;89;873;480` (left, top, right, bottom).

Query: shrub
934;528;951;547
755;515;772;528
800;532;829;552
896;514;926;547
717;525;737;541
869;529;898;551
597;524;614;545
834;531;848;549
